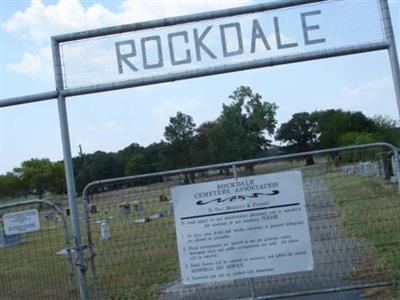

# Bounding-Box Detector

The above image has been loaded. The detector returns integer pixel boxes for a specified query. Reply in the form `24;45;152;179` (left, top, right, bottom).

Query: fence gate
80;143;400;299
1;1;400;299
0;199;77;299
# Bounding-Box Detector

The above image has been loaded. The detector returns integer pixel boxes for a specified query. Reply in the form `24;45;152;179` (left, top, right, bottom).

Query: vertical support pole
83;194;101;300
393;149;400;192
232;164;256;298
51;38;89;300
380;0;400;119
232;164;238;180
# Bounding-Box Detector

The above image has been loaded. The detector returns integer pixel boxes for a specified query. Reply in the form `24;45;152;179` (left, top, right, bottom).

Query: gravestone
100;221;110;240
360;162;376;177
89;204;98;214
133;201;144;213
119;201;131;216
392;156;399;180
169;200;174;215
45;211;54;221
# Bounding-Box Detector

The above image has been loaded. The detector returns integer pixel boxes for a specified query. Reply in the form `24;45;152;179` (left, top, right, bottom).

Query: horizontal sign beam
0;91;58;108
0;40;389;107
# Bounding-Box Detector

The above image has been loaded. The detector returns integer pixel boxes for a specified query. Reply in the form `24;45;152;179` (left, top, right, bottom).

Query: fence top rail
82;142;399;199
0;199;63;214
52;0;327;43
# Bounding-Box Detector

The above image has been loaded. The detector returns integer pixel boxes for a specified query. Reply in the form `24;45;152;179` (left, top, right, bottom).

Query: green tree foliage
207;86;277;162
338;132;376;146
115;143;144;166
142;142;169;171
4;87;397;199
74;151;123;192
191;121;215;166
275;112;319;152
48;162;66;194
276;110;399;165
9;159;66;198
339;132;377;162
164;112;196;168
125;153;150;175
164;112;196;144
13;159;53;198
311;109;376;149
0;173;24;199
275;112;318;165
370;115;400;146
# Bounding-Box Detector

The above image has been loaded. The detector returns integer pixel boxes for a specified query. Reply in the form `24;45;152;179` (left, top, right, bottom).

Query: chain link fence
0;199;78;299
80;143;400;300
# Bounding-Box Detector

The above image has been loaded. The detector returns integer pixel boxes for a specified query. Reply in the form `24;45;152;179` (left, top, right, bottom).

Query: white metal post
51;38;89;300
380;0;400;119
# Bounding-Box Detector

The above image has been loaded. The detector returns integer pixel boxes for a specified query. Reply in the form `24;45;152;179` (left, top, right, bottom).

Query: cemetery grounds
0;160;399;299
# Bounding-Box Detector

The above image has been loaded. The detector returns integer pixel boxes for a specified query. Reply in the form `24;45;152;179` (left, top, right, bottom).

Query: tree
275;112;319;152
311;109;376;149
125;153;151;175
275;112;318;165
74;151;124;192
164;112;196;168
207;86;277;162
0;173;23;200
115;143;144;167
164;112;196;144
191;121;216;166
48;162;66;194
143;141;169;171
370;115;400;146
13;159;54;198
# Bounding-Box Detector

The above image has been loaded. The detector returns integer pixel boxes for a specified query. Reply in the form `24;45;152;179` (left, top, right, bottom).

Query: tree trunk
305;156;314;166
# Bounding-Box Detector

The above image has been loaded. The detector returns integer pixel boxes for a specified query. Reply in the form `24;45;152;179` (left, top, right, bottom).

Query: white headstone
100;221;110;240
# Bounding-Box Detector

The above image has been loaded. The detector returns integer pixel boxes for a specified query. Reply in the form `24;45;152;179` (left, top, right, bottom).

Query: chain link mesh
0;198;79;299
59;0;384;90
82;145;400;299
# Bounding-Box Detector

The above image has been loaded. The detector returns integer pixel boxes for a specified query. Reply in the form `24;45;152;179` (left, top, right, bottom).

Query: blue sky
1;0;400;175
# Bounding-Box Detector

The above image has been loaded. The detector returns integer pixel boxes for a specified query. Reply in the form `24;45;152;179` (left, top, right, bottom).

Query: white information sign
172;171;313;285
3;209;41;236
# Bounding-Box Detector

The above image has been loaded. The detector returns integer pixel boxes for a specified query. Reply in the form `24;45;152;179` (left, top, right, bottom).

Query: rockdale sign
115;10;325;73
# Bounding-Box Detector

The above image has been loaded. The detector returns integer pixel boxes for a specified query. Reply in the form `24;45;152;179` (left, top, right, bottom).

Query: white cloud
4;0;253;77
103;120;119;130
326;77;398;118
7;47;52;77
75;120;123;153
119;0;252;24
152;98;200;118
3;0;117;42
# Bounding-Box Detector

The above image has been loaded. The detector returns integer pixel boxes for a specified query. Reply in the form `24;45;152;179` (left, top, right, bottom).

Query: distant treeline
1;86;398;200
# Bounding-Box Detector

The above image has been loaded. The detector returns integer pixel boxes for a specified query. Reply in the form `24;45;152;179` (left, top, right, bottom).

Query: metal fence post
51;38;89;300
232;164;257;299
83;193;101;300
393;150;400;192
380;0;400;119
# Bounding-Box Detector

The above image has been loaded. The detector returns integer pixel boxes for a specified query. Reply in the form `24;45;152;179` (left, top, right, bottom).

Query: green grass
325;173;400;299
0;214;79;299
0;190;179;300
5;161;399;299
